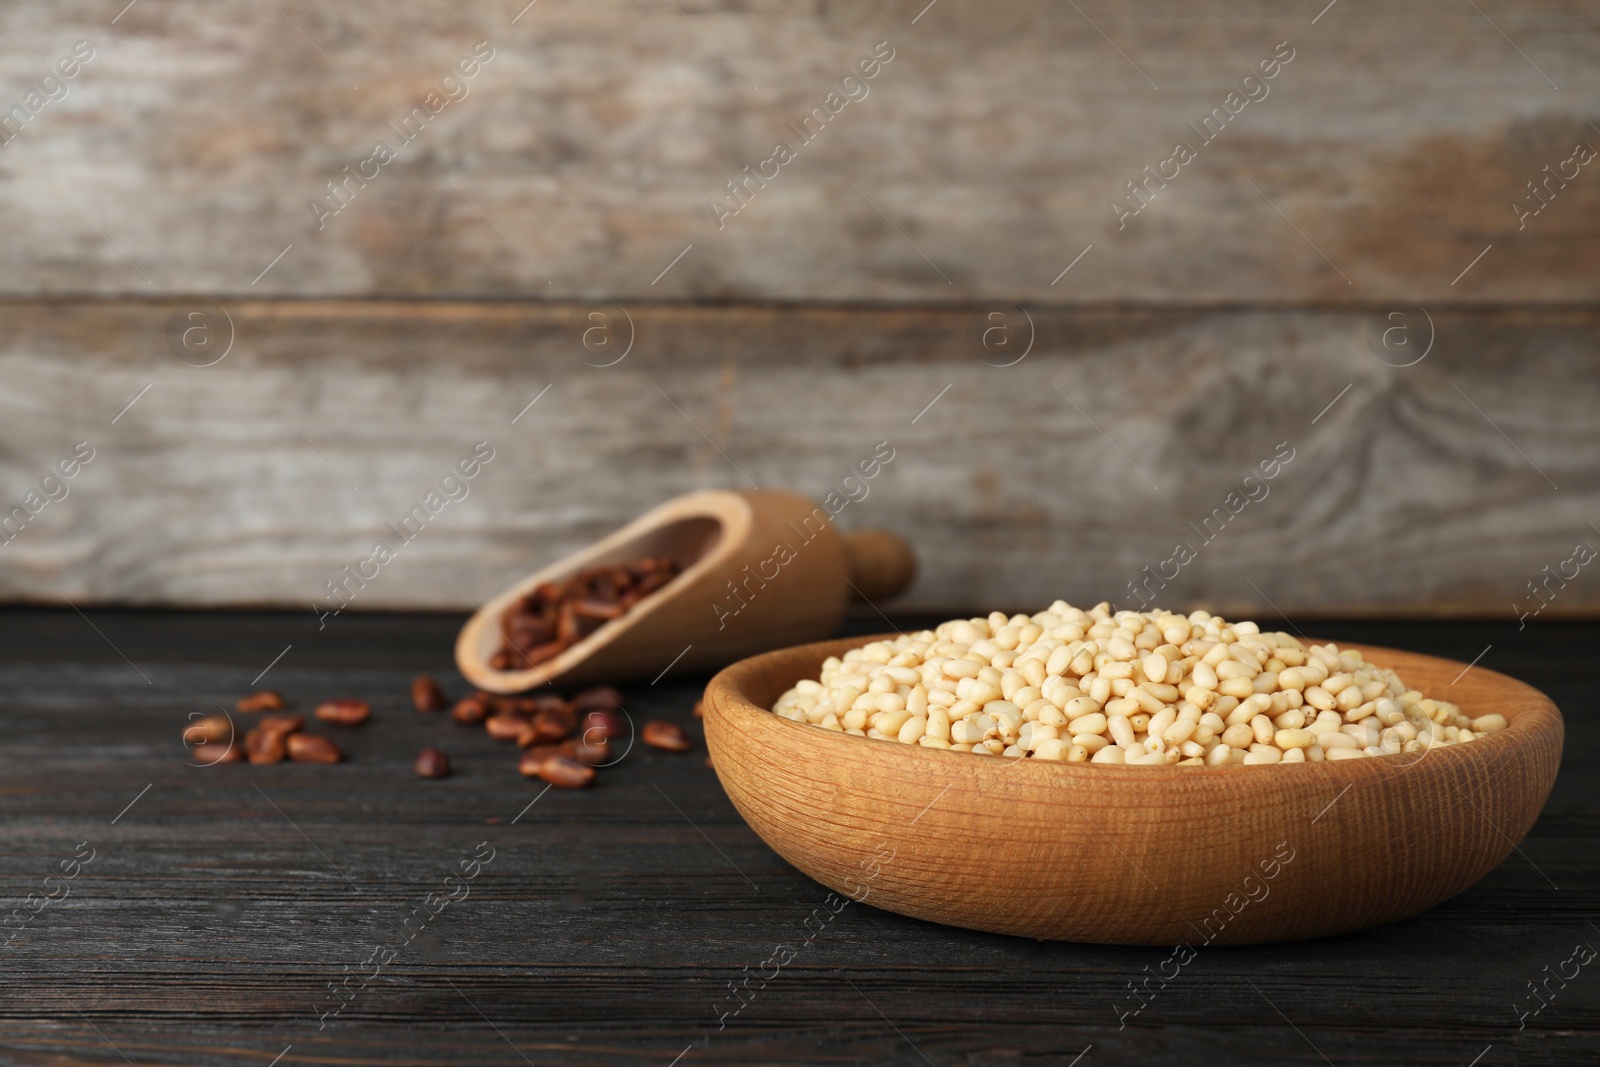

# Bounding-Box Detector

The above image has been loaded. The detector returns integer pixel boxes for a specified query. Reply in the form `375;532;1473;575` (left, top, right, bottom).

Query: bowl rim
706;631;1563;783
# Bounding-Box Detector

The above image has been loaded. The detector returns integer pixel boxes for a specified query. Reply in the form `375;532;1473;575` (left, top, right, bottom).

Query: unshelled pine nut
183;714;233;745
583;709;628;741
485;714;527;742
452;696;488;725
192;741;244;764
412;675;446;712
572;686;624;712
258;714;305;737
570;736;612;765
518;744;563;777
236;690;284;713
315;699;371;726
414;748;450;778
538;755;596;788
245;727;286;764
642;721;692;752
287;733;342;763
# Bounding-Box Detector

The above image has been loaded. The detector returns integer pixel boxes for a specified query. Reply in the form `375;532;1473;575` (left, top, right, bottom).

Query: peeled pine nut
1033;738;1068;760
1251;715;1275;746
1274;728;1316;749
1108;714;1136;749
771;604;1483;768
1067;712;1107;735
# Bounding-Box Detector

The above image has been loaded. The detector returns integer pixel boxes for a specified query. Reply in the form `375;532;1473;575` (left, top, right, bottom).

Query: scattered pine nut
414;748;451;778
642;721;692;752
236;690;284;713
314;699;371;726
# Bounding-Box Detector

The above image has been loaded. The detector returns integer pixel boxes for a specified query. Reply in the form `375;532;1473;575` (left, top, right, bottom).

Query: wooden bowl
704;634;1563;945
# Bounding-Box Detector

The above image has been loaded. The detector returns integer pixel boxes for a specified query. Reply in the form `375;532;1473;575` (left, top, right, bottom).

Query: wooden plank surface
0;609;1593;1066
0;1;1594;302
0;298;1595;616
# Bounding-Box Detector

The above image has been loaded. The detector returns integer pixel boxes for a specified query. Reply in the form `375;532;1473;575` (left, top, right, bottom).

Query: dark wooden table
1;609;1594;1066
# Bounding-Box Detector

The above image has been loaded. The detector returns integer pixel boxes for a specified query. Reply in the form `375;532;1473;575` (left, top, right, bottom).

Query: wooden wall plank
0;1;1594;302
0;299;1594;616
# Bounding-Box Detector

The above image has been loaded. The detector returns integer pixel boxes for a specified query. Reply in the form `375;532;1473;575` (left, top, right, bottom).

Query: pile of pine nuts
771;602;1508;766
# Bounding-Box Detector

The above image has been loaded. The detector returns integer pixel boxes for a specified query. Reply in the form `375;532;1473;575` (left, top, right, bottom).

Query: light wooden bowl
704;634;1563;945
456;490;915;692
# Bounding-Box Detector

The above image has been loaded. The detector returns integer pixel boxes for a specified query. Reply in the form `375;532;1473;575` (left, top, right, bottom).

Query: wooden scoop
454;489;916;693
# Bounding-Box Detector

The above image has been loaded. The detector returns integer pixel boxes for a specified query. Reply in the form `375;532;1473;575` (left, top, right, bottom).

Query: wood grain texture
0;1;1594;302
704;634;1563;945
0;299;1596;616
0;610;1594;1065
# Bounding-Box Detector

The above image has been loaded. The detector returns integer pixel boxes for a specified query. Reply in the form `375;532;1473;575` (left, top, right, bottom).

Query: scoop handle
842;529;917;602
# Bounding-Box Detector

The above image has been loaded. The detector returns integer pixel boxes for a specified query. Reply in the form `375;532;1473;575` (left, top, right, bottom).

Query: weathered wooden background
0;0;1595;615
